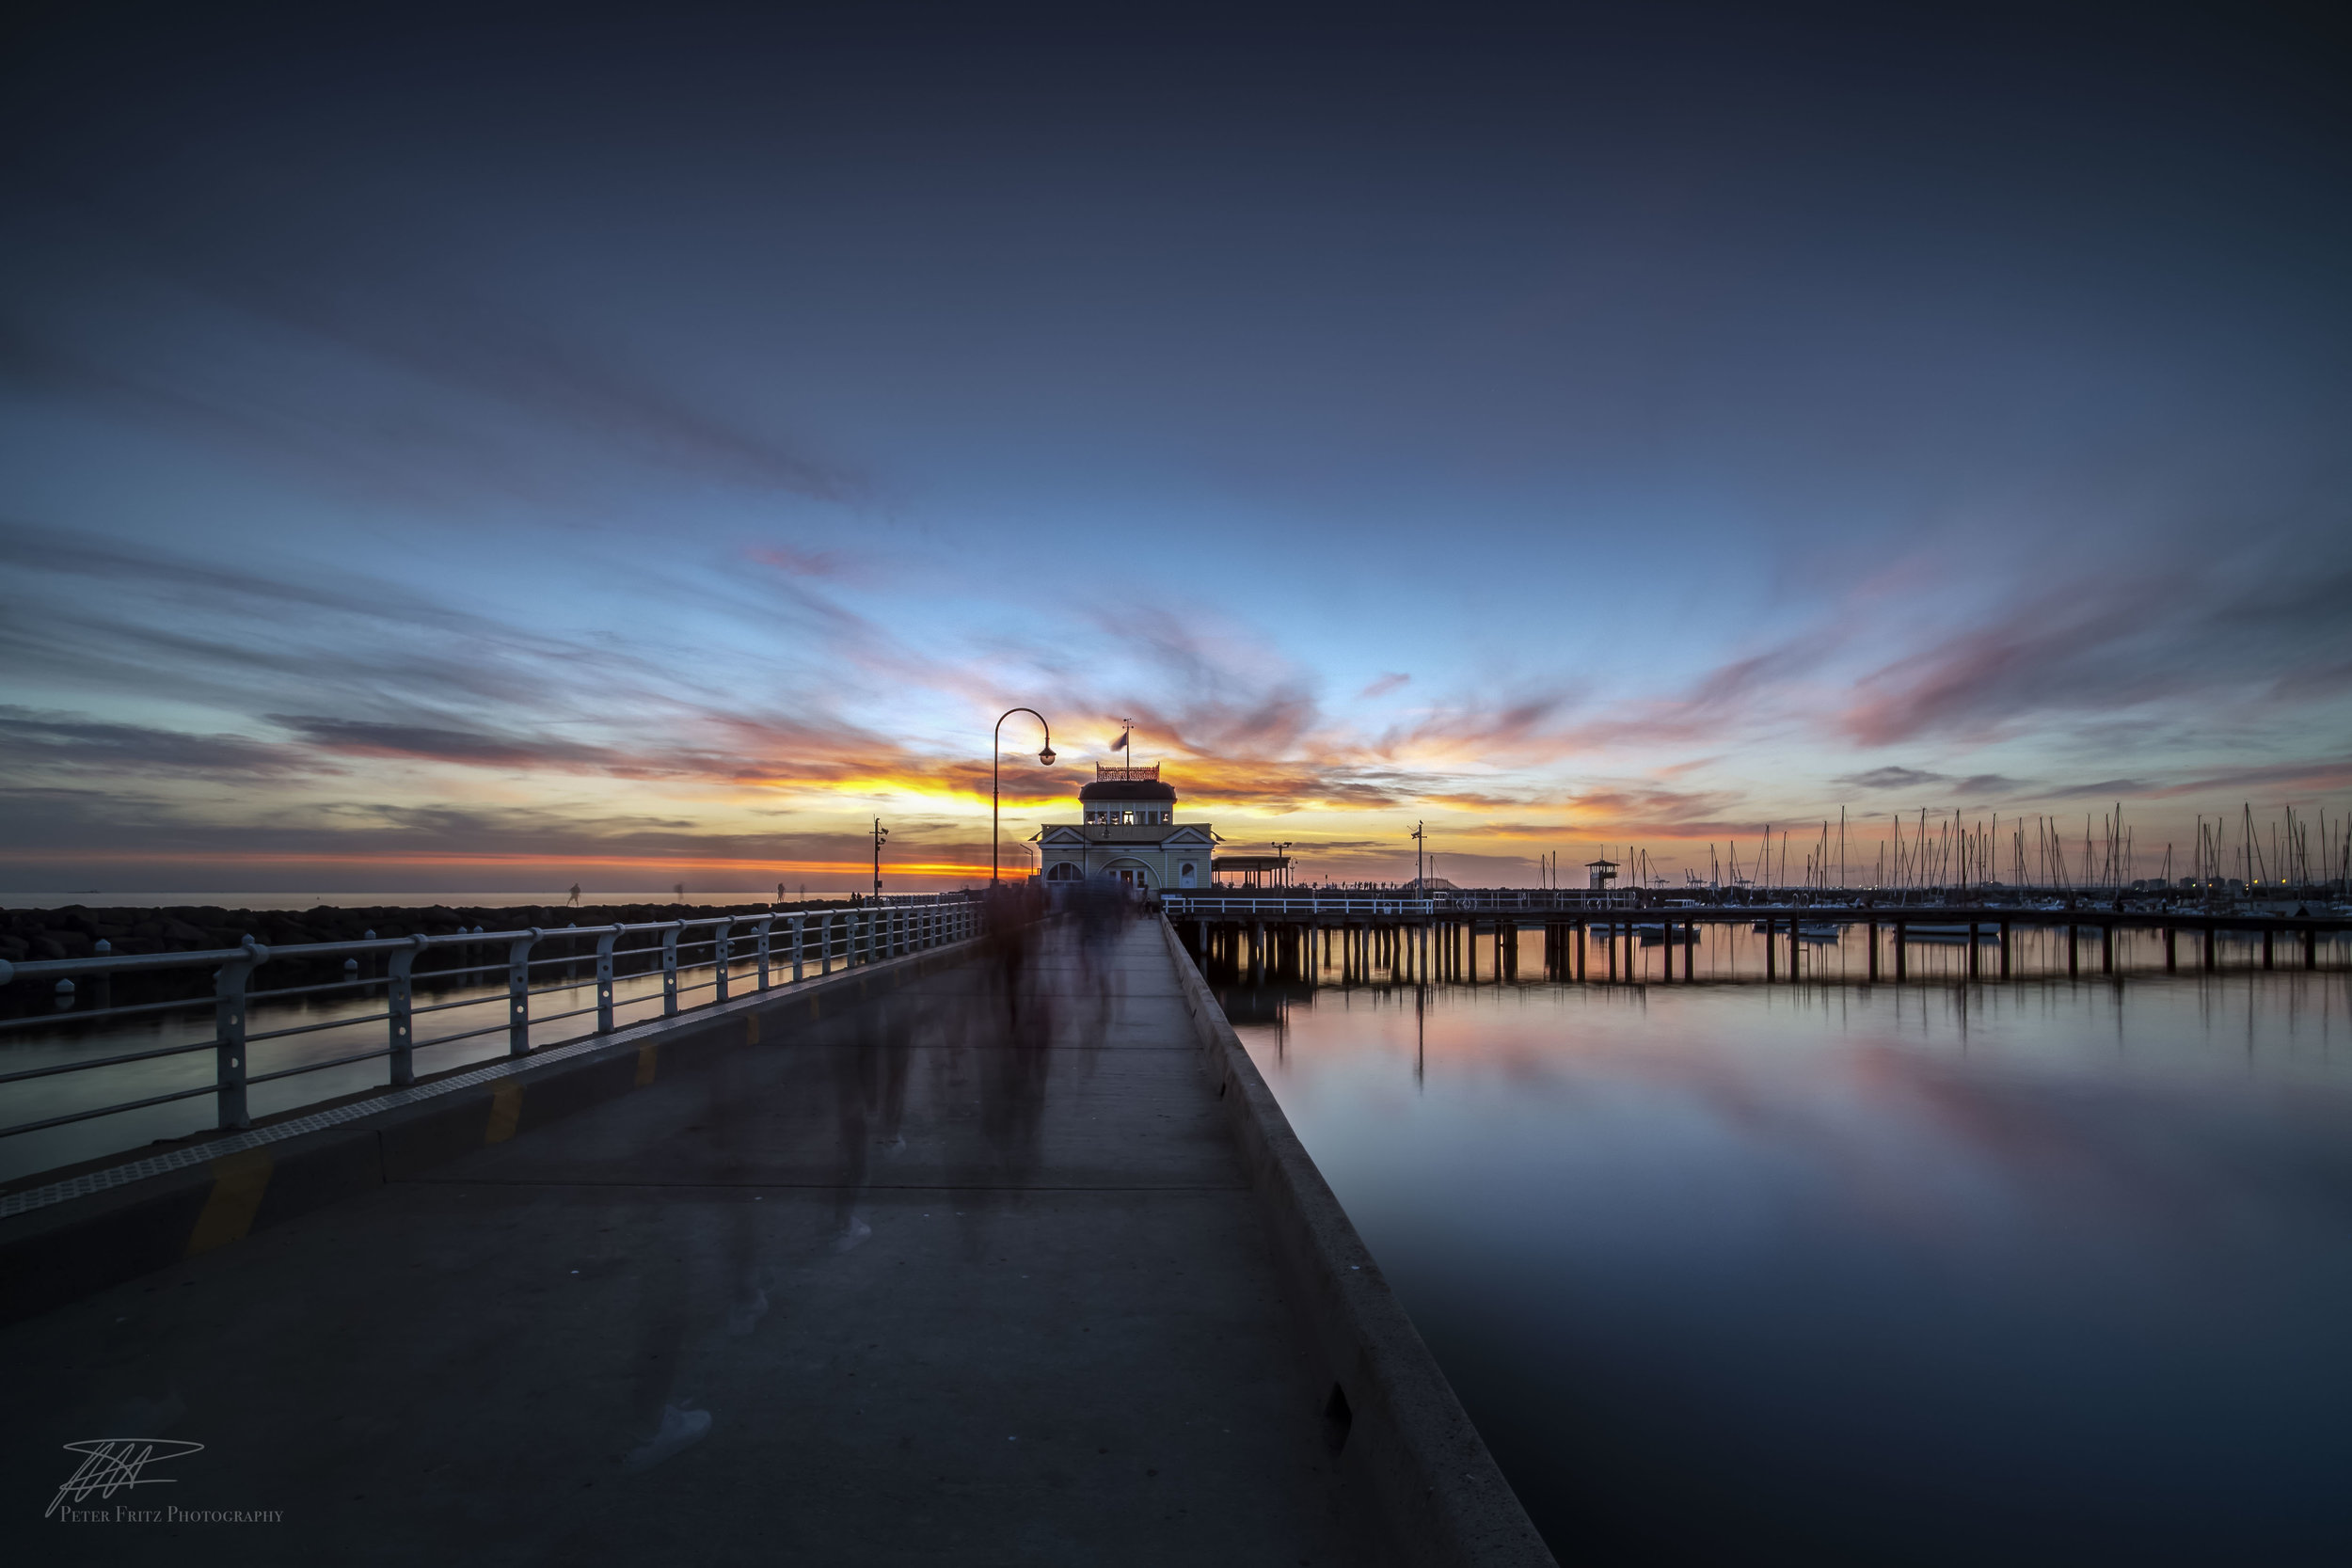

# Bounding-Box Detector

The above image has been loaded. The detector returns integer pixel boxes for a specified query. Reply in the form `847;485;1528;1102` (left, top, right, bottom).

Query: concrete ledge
1156;913;1556;1568
0;938;983;1325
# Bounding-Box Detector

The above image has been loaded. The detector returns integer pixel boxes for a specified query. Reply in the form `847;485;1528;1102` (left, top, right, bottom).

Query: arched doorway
1104;858;1154;890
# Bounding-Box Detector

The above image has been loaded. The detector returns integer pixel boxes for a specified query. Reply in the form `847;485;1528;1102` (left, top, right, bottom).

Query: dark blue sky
3;3;2346;890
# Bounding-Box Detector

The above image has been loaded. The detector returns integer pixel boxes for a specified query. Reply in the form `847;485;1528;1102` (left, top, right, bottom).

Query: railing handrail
1;917;751;984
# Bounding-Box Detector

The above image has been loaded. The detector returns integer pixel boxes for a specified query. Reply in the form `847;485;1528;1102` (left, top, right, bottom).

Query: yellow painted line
635;1044;660;1086
184;1148;273;1257
485;1081;524;1144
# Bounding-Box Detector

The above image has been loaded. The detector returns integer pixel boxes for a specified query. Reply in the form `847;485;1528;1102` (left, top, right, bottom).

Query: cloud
0;246;869;514
1838;766;1947;790
270;716;638;774
2041;776;2153;800
748;545;854;579
1840;562;2352;748
1358;672;1410;699
1834;766;2030;797
0;706;316;779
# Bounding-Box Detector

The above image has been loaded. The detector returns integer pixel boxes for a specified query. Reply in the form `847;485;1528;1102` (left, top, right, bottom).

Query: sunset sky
4;4;2347;895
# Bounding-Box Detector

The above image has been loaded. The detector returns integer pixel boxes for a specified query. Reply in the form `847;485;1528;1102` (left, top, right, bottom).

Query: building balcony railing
1094;762;1159;782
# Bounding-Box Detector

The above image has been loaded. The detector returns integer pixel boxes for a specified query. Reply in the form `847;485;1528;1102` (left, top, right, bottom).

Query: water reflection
1229;966;2352;1565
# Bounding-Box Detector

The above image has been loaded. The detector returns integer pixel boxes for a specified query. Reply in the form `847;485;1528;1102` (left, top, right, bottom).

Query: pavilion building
1037;764;1216;891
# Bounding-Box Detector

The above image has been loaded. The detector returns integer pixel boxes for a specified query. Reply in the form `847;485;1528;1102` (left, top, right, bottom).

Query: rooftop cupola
1080;763;1176;824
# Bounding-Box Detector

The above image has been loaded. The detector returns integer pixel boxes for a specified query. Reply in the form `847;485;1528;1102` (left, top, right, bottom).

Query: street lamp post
1412;820;1425;892
993;708;1057;884
1269;841;1294;890
871;818;888;899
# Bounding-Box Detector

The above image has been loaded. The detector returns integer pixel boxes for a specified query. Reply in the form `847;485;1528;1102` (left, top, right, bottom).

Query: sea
1222;925;2352;1564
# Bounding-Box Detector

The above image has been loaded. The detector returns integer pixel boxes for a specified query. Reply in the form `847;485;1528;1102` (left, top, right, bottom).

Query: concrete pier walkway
5;919;1374;1563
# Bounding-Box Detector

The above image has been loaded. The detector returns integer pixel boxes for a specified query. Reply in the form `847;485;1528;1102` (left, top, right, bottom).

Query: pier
1170;894;2352;987
0;912;1550;1564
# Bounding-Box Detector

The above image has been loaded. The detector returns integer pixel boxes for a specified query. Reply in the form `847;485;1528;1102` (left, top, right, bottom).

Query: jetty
1168;893;2352;986
0;911;1550;1564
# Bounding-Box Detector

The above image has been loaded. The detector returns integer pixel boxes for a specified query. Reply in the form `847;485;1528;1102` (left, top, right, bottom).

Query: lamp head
1039;745;1057;766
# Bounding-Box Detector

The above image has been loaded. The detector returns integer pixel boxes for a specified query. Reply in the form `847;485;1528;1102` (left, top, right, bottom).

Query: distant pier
1167;893;2352;987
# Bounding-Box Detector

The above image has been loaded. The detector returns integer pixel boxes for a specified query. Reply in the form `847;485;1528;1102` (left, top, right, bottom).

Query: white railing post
712;919;733;1003
388;937;427;1085
214;939;268;1130
596;926;623;1033
507;927;542;1055
755;915;773;990
661;924;681;1016
791;914;805;982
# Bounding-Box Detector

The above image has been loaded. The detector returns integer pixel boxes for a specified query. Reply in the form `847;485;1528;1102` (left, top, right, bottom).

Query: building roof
1079;778;1177;802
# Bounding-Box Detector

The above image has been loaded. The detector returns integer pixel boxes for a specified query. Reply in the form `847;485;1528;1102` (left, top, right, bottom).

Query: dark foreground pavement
3;919;1372;1564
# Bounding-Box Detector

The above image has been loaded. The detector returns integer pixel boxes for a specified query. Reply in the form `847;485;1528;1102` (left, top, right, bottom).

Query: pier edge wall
1155;912;1558;1568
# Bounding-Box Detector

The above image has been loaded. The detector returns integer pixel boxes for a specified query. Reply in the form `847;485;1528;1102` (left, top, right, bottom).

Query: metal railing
0;901;982;1146
1165;895;1437;919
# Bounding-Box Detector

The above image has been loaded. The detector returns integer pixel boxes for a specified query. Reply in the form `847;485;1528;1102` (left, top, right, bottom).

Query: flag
1110;727;1129;752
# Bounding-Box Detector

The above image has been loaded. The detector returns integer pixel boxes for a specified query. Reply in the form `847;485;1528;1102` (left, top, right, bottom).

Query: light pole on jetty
872;818;888;898
993;708;1057;884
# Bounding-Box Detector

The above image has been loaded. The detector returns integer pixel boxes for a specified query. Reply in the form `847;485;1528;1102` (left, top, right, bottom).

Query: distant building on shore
1038;764;1216;891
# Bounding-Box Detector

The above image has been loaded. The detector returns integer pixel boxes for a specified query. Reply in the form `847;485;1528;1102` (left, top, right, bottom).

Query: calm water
1223;933;2352;1565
